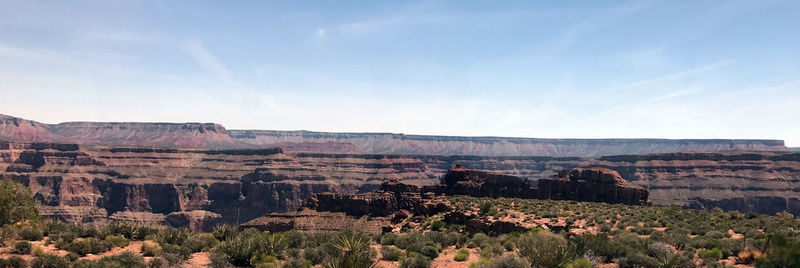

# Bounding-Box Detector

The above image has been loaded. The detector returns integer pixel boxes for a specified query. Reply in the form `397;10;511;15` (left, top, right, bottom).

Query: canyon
2;141;800;231
0;114;788;157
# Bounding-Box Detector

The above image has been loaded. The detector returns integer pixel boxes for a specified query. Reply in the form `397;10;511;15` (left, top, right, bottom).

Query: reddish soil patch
184;252;211;267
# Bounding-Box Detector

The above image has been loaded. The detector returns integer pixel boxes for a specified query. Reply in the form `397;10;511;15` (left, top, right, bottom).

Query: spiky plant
322;231;378;268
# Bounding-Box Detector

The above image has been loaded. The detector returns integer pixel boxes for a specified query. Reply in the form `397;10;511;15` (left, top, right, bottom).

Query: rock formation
439;164;536;198
3;140;800;230
536;168;649;205
1;114;788;157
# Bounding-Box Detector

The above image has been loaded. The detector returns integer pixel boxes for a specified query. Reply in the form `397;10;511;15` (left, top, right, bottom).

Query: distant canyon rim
1;113;799;230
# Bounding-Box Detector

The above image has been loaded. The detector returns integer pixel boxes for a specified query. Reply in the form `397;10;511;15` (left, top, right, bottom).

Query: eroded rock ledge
305;165;649;218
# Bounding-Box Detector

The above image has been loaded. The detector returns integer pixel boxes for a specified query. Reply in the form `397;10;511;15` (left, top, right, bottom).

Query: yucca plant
322;231;378;268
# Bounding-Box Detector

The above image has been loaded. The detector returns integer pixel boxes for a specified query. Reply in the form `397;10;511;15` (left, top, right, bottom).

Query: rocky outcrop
439;164;536;198
536;168;649;205
3;139;800;231
1;114;788;157
305;180;450;217
240;210;389;234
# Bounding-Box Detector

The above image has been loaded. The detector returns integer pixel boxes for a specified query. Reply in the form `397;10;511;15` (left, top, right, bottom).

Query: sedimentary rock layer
2;142;800;229
1;114;788;157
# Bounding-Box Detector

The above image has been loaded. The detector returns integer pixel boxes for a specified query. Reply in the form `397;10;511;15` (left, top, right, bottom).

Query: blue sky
0;1;799;146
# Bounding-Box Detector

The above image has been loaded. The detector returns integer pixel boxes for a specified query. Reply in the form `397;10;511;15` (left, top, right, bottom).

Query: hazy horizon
1;1;798;146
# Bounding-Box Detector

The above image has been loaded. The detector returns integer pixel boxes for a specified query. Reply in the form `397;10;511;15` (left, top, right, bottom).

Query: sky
0;1;798;146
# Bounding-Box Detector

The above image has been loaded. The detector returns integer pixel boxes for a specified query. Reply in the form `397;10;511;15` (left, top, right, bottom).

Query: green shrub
283;259;313;268
215;233;260;267
257;233;287;257
479;202;499;216
381;246;403;261
493;255;531;268
517;231;574;268
454;248;470;261
431;221;445;231
4;256;27;268
399;252;431;268
105;235;130;247
250;254;278;266
160;243;193;264
13;241;32;254
755;233;800;268
19;226;43;241
147;257;169;268
0;226;16;247
97;251;147;268
698;247;723;260
141;240;162;256
566;258;592;268
184;233;219;252
322;231;378;268
71;260;99;268
30;253;70;268
0;180;40;225
380;233;398;245
67;237;112;256
154;228;191;246
212;224;238;242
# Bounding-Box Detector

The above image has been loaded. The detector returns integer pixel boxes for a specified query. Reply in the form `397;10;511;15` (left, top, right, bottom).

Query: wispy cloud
611;59;736;92
182;41;234;84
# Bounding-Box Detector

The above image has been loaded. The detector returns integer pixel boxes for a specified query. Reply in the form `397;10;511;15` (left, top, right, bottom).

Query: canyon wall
2;142;800;230
1;114;788;157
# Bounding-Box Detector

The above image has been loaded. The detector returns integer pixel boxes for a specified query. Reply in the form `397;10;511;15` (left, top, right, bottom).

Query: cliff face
536;168;649;205
3;141;800;230
0;142;437;230
0;114;788;157
229;130;787;157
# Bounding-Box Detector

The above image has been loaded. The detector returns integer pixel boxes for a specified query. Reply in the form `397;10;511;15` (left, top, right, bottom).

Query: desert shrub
431;221;445;231
419;245;439;259
381;246;403;261
736;250;763;264
250;254;278;266
184;233;219;252
0;180;40;225
142;240;162;256
399;252;431;268
257;233;288;257
284;230;305;248
454;248;470;261
493;255;531;268
160;243;193;264
154;227;191;246
67;237;112;256
284;259;313;268
380;233;399;245
479;243;504;258
19;226;43;241
215;232;260;267
30;253;70;268
212;224;239;242
65;252;80;262
566;258;592;268
71;260;99;268
13;241;32;254
97;251;147;268
100;222;139;240
698;247;723;260
105;235;130;247
322;231;378;268
3;256;27;268
517;231;574;268
426;231;467;248
479;202;499;216
755;233;800;268
0;226;16;247
469;258;494;268
147;257;169;268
